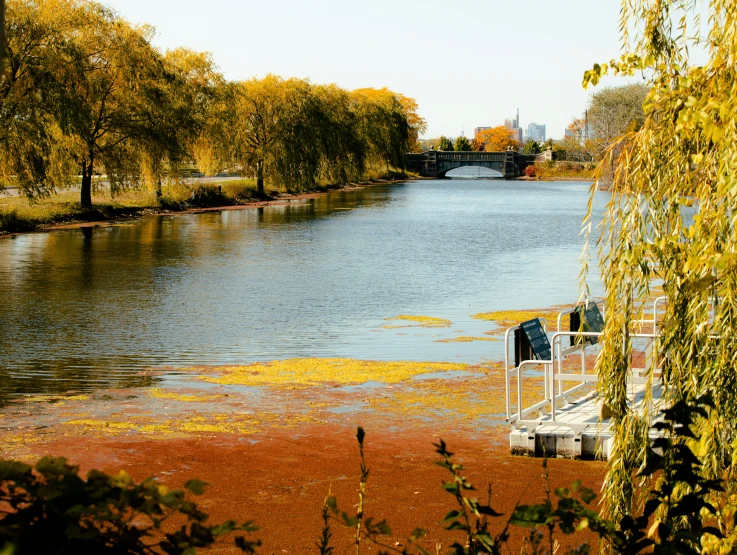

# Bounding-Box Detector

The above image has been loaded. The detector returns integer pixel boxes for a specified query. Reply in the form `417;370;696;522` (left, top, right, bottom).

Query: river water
0;179;608;401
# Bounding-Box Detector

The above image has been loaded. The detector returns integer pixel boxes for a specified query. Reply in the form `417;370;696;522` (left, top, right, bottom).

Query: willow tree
307;83;366;186
230;75;288;197
54;1;178;209
351;88;411;171
164;48;227;179
582;0;737;537
0;0;78;196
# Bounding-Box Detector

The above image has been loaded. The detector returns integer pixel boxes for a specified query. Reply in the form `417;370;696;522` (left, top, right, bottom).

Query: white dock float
509;383;663;459
504;299;666;460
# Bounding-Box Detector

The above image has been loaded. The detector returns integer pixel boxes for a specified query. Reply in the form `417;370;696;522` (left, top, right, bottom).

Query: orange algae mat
0;323;595;551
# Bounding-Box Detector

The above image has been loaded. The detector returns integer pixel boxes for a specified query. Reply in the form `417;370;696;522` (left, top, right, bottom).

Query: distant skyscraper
504;110;523;143
474;126;492;139
526;123;546;142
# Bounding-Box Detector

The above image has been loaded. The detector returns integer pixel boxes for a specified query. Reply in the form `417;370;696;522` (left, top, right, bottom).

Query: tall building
504;109;523;143
474;126;492;139
525;123;546;142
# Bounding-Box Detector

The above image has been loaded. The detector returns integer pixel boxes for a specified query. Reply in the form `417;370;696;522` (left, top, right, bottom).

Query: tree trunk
256;159;264;197
80;159;93;210
155;176;162;203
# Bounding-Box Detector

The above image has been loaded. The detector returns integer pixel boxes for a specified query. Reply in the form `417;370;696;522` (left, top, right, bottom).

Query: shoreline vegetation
0;172;410;236
0;173;597;237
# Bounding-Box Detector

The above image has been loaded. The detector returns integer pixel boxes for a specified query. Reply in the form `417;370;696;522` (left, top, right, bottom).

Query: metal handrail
504;297;666;426
548;331;659;421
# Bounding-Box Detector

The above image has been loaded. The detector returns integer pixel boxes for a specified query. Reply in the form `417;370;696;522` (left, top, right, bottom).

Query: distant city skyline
102;0;640;140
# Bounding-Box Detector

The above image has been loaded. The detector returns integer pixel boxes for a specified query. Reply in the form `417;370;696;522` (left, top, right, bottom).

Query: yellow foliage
384;315;452;328
471;309;556;329
476;126;521;152
148;388;223;402
433;336;499;343
202;358;470;388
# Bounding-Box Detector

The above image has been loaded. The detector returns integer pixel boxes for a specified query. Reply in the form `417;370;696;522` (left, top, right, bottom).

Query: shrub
187;184;230;208
0;457;259;554
221;180;259;203
523;165;538;178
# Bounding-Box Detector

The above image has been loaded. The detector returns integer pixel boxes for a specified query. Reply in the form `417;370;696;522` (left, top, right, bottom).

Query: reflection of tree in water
0;358;161;408
255;186;394;225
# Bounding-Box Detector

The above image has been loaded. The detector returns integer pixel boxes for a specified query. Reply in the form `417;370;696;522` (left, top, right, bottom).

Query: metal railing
503;297;667;426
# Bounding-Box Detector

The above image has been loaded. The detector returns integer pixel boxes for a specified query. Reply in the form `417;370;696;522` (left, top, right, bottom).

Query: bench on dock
504;298;666;459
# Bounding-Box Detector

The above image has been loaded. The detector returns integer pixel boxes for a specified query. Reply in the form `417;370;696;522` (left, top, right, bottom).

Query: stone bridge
405;150;537;179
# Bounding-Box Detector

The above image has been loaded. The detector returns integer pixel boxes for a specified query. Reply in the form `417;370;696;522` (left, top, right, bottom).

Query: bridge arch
405;150;537;179
443;165;504;179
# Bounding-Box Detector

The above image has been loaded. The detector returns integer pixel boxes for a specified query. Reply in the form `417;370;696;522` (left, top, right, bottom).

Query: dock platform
509;382;663;459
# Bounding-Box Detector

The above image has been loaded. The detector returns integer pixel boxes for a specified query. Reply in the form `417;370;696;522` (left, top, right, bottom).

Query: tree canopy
522;140;541;154
475;126;520;152
453;136;472;152
582;0;737;541
0;0;425;206
436;136;454;151
586;83;648;161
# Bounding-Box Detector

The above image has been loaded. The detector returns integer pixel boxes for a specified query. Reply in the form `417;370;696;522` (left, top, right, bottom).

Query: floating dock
504;299;666;460
509;382;663;459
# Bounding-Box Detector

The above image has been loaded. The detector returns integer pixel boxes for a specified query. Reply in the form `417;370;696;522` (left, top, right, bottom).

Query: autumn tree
582;0;737;541
230;75;290;197
436;136;454;151
476;126;520;152
0;0;78;197
311;84;366;184
0;1;421;202
162;48;226;190
51;2;186;209
453;135;472;151
351;87;411;171
396;94;426;153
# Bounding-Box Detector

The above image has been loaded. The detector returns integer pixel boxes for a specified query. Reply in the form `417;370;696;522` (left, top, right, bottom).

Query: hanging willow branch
581;0;737;533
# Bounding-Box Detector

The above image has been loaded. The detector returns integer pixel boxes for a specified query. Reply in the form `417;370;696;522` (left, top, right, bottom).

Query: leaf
409;528;427;541
600;403;614;420
36;456;75;477
477;505;503;517
510;504;551;527
111;470;134;488
185;479;209;495
356;426;365;446
443;509;461;522
341;512;359;527
0;460;32;480
689;274;716;292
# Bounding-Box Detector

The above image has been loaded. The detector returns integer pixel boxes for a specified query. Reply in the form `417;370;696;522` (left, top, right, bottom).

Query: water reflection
0;180;606;401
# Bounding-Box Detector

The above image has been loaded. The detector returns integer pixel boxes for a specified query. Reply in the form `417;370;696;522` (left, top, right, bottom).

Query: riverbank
0;176;410;237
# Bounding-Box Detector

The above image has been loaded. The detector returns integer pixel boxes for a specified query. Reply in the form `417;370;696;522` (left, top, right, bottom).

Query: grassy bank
0;172;415;235
525;161;597;180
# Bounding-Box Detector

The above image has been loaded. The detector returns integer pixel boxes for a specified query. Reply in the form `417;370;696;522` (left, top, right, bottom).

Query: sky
104;0;641;140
